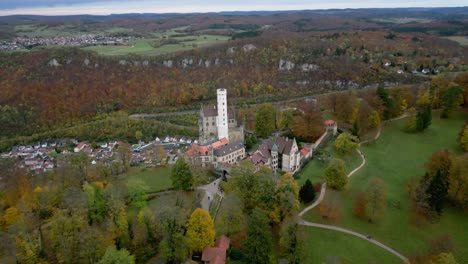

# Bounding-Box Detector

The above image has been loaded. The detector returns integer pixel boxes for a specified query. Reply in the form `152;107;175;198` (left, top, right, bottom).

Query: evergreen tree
427;170;448;215
280;223;304;264
416;104;432;131
299;179;316;204
351;119;360;138
377;86;395;120
170;157;193;191
243;208;273;264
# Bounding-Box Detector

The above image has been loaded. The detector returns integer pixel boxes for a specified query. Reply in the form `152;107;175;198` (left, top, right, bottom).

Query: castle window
212;122;215;126
206;122;209;126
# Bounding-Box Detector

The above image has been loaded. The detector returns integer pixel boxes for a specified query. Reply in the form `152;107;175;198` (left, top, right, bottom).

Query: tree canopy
325;158;347;190
255;104;276;138
186;208;215;253
243;208;273;264
170;157;193;191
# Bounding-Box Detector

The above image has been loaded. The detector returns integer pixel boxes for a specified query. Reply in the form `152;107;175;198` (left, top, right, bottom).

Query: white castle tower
216;88;229;140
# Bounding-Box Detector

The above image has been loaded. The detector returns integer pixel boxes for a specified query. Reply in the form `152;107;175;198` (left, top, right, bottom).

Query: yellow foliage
33;186;43;193
416;87;431;106
3;206;21;226
460;125;468;152
186;208;215;253
94;181;104;189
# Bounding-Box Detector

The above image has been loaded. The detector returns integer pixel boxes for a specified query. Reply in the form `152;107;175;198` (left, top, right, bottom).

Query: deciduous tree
280;223;304;264
215;194;244;236
430;253;458;264
459;123;468;152
243;208;273;264
170;157;193;191
277;173;300;220
334;133;359;155
186;208;215;253
98;246;135;264
366;178;387;222
325;158;347;190
255;104;276;138
448;155;468;208
353;191;367;219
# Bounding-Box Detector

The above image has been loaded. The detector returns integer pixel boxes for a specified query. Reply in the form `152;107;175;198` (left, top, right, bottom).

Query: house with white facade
251;136;300;173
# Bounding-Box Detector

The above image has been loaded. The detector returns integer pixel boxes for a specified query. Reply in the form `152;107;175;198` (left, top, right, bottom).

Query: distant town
0;34;135;51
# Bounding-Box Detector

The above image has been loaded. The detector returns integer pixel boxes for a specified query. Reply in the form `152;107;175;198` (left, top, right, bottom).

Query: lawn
303;112;468;262
296;139;362;186
303;227;402;264
82;34;230;56
121;165;173;193
443;36;468;46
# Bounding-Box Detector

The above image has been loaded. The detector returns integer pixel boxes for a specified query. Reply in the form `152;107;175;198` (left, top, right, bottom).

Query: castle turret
217;88;229;140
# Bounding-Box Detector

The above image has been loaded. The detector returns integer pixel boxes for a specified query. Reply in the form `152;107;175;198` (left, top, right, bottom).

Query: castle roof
202;106;235;118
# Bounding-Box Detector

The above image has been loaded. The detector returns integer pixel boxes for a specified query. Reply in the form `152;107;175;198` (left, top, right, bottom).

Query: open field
303;112;468;262
120;165;173;193
82;34;230;56
303;227;402;263
444;36;468;46
372;18;432;24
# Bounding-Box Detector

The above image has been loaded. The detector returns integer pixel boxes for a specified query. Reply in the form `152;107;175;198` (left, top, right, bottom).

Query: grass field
303;112;468;263
373;18;432;24
120;165;173;193
82;34;230;56
303;227;402;263
443;36;468;46
296;139;362;186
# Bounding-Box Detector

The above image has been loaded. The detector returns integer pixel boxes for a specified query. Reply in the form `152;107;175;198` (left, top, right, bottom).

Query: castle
198;88;244;145
186;88;245;168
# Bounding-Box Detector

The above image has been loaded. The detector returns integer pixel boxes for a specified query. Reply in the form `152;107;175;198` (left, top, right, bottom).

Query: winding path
298;116;410;264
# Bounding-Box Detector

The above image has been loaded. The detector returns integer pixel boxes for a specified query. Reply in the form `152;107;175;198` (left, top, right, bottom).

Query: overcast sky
0;0;466;16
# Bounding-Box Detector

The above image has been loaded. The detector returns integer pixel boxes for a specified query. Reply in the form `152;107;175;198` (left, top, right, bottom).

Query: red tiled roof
186;138;229;157
215;235;230;250
212;138;229;149
324;119;336;126
300;148;310;157
201;236;230;264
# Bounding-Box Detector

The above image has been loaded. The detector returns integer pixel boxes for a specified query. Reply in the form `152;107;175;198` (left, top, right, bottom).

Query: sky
0;0;466;16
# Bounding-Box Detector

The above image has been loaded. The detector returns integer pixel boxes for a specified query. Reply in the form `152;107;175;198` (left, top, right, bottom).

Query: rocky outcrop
242;44;257;52
279;59;295;71
227;47;236;54
301;64;319;72
48;59;61;67
204;60;211;68
84;58;90;66
142;60;149;66
163;60;173;68
181;58;193;68
119;60;128;66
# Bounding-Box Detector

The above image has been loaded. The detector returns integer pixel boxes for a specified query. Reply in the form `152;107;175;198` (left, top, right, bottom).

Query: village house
213;142;245;165
202;236;230;264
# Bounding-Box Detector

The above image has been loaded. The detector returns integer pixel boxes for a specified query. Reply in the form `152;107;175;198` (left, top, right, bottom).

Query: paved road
197;178;223;211
298;113;412;263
